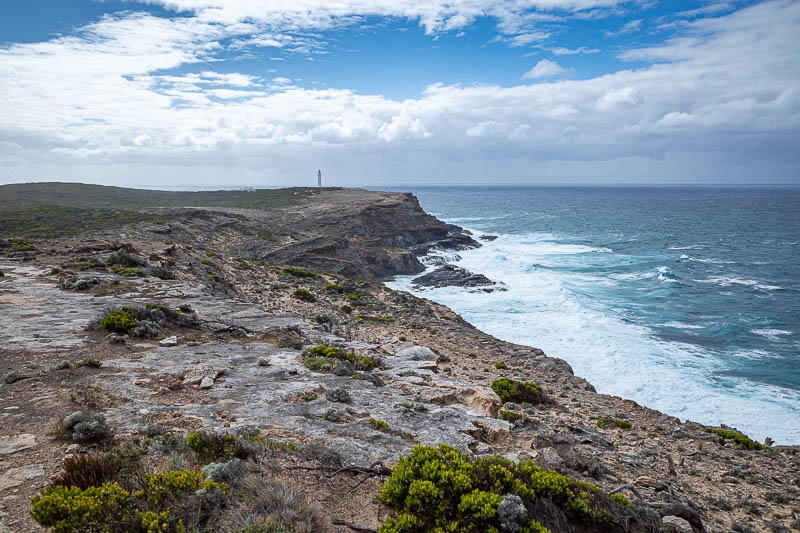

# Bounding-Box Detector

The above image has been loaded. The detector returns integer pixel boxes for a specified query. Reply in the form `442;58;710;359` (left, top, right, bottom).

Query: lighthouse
317;169;322;188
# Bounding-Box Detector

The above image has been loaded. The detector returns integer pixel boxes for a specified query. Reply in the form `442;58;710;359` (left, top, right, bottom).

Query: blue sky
0;0;797;186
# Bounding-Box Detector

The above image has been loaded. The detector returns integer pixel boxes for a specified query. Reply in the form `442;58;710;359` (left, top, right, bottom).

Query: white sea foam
388;232;800;444
752;329;793;342
668;244;706;250
695;276;782;291
661;322;704;330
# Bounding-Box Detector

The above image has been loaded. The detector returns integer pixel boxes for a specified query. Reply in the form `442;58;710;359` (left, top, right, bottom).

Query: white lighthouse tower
317;169;322;187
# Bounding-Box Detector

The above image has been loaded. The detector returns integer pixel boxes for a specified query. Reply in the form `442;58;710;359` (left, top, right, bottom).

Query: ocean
385;186;800;444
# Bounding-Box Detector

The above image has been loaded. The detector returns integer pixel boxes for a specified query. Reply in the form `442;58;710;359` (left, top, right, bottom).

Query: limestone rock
200;376;215;389
0;433;37;456
159;335;179;347
183;363;225;386
538;447;566;470
661;516;693;533
395;345;437;361
0;464;45;491
257;356;271;367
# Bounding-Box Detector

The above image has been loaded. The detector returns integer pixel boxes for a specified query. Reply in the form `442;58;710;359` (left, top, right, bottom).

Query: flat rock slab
411;264;505;292
0;464;45;492
0;434;37;456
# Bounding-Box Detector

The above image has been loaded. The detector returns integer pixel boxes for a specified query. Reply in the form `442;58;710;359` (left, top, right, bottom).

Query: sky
0;0;798;187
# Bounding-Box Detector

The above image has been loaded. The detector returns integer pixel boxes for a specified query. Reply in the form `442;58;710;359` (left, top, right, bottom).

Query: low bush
100;309;137;333
150;266;175;280
378;444;649;533
597;418;632;430
279;267;314;278
704;427;766;450
491;378;546;405
294;288;316;302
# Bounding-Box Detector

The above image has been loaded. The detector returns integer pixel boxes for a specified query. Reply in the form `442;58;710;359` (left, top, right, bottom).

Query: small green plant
294;288;316;302
187;431;258;461
495;362;508;370
201;259;212;265
208;274;217;281
100;309;137;333
500;410;525;423
704;427;766;450
347;293;362;301
491;378;545;404
149;266;175;280
205;251;214;257
112;267;145;277
9;237;29;244
301;344;356;372
79;358;103;368
300;391;318;402
369;419;390;432
340;304;353;314
325;283;345;293
596;418;632;430
16;245;34;252
279;266;314;278
354;314;389;323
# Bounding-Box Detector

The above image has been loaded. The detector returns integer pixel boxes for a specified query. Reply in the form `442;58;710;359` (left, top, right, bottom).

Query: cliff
0;185;797;533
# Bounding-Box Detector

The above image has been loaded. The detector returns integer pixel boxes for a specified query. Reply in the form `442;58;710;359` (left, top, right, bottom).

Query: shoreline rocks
412;264;506;292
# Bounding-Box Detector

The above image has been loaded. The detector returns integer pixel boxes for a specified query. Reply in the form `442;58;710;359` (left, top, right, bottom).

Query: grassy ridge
0;182;333;238
0;182;329;209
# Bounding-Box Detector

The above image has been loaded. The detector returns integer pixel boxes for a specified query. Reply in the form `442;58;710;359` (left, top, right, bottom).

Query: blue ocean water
386;186;800;444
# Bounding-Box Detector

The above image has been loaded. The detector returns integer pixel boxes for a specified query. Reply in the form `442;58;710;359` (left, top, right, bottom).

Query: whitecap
752;328;793;339
695;276;780;290
668;245;706;250
661;322;704;330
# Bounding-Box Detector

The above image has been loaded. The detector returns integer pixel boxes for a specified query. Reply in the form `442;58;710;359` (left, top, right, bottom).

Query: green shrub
704;427;766;450
301;344;355;372
100;309;137;333
78;358;102;368
495;362;508;370
187;431;258;461
106;249;141;268
500;410;525;423
325;283;345;293
597;418;632;430
340;304;353;314
354;314;389;323
30;482;132;532
378;444;641;533
16;245;34;252
279;267;314;278
51;455;118;490
491;378;545;404
200;259;212;265
149;266;175;280
294;288;316;302
112;267;145;277
369;419;390;432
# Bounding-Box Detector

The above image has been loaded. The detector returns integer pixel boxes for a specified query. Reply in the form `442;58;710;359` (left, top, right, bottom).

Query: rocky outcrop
412;264;506;292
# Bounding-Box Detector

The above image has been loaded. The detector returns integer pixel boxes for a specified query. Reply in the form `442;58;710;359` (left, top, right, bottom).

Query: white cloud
0;0;798;184
549;46;600;55
523;59;566;78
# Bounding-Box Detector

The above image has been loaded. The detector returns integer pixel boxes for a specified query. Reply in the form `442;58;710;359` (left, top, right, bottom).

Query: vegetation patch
597;418;632;430
280;266;315;278
491;378;546;405
294;288;316;302
500;410;525;423
149;265;175;280
96;304;199;338
325;283;345;293
378;443;645;533
495;362;509;370
704;427;766;450
112;267;145;277
354;314;389;323
301;344;354;372
369;419;391;432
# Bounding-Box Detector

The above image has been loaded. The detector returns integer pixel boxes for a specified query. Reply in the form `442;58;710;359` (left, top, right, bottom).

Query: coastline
1;183;798;532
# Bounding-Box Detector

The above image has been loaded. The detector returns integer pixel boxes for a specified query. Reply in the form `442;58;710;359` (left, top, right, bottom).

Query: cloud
523;59;566;78
548;46;600;55
0;0;798;184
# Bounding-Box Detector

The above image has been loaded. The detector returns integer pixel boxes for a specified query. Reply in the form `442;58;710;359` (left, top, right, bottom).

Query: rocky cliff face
256;190;478;280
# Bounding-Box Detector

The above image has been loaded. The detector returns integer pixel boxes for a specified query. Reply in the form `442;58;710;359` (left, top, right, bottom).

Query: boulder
159;335;179;347
183;363;225;386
